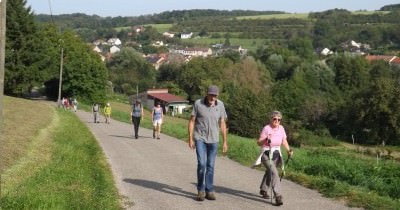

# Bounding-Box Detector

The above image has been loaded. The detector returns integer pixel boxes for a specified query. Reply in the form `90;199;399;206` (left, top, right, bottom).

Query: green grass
236;13;310;20
144;24;172;33
1;100;121;209
183;37;271;52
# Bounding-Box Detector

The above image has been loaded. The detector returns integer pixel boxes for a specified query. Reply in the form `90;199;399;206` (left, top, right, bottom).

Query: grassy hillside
1;97;121;209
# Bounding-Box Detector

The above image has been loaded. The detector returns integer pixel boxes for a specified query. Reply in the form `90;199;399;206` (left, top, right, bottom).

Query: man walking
188;85;228;201
130;99;144;139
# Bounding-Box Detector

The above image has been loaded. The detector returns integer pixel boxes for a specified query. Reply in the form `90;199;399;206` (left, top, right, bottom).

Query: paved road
75;110;361;210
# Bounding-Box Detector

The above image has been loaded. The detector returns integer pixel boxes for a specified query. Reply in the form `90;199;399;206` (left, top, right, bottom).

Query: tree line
6;1;400;146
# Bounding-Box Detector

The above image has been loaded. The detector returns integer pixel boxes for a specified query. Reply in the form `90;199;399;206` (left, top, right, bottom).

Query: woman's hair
270;110;282;119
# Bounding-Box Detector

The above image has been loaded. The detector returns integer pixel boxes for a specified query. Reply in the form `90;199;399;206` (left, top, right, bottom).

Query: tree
5;0;43;95
56;31;108;103
107;47;156;94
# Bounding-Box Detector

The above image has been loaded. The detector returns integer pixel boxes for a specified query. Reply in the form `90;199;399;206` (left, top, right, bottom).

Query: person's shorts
153;119;162;126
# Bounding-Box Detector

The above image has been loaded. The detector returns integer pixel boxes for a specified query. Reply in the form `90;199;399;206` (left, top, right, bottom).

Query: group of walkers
129;99;164;140
188;85;293;206
61;97;78;112
91;102;112;124
87;85;293;206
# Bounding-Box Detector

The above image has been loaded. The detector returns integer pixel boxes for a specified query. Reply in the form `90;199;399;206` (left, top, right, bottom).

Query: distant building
181;32;193;39
132;89;189;114
172;47;212;57
365;55;400;66
145;54;167;70
107;38;122;46
110;46;120;54
163;32;175;38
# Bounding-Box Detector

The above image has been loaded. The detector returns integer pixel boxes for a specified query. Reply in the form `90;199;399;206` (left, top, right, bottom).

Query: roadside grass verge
108;101;400;210
1;101;121;209
1;96;54;173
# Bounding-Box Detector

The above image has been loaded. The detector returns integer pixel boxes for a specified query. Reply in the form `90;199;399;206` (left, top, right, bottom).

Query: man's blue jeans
195;139;218;192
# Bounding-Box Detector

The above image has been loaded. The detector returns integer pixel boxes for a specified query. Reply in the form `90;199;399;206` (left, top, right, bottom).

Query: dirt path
75;110;361;210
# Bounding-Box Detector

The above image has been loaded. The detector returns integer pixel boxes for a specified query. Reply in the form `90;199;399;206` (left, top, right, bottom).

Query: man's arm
220;118;228;153
188;116;195;150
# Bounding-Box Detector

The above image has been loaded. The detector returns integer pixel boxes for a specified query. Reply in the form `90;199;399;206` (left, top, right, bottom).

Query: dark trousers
132;116;141;137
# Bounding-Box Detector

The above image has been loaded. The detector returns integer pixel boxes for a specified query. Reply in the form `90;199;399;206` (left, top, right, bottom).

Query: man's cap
136;99;141;103
207;85;219;96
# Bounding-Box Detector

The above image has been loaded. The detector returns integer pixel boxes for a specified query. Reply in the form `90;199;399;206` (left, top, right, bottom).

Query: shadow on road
214;185;269;204
123;179;197;200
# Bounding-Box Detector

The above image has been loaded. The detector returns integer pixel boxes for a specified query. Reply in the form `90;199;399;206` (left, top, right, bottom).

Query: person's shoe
205;192;216;200
275;195;283;206
157;136;160;140
135;136;138;139
196;191;205;201
259;190;270;199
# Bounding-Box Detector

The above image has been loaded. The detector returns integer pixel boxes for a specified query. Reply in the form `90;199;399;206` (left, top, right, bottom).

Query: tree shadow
123;179;197;200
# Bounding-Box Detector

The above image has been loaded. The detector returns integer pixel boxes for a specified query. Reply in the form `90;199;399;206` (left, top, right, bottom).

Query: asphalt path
75;110;361;210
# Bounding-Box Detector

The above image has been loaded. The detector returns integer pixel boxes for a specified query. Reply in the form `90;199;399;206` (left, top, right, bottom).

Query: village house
107;38;122;46
132;25;145;33
110;45;120;54
145;54;167;70
365;55;400;67
132;89;189;115
163;32;175;38
180;32;193;39
171;47;212;57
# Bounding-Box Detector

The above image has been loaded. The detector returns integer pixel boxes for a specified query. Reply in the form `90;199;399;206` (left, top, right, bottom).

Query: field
1;97;121;209
182;37;273;52
236;13;310;20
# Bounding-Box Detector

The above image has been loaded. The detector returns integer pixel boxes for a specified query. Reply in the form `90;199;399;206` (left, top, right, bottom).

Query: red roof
390;57;400;65
365;55;396;62
148;93;187;103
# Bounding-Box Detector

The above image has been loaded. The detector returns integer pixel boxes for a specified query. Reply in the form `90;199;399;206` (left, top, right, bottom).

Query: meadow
1;97;121;209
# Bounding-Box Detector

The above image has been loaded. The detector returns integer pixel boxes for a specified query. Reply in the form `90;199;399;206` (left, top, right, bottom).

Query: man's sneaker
259;190;270;199
205;192;216;200
275;195;283;206
197;191;205;201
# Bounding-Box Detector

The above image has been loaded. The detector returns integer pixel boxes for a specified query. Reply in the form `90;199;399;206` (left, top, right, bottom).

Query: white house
181;32;193;39
320;48;333;56
172;47;212;57
93;46;102;53
107;38;122;46
110;46;120;54
163;32;175;38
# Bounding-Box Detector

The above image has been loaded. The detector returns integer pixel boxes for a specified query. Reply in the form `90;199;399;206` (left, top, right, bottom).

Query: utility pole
0;0;7;129
57;41;63;107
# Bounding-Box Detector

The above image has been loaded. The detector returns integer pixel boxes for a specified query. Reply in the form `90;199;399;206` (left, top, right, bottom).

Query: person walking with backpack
130;99;144;139
151;101;164;139
188;85;228;201
257;111;293;206
92;103;100;123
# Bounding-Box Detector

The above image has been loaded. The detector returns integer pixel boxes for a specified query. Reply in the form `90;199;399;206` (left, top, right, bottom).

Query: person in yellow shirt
104;102;112;124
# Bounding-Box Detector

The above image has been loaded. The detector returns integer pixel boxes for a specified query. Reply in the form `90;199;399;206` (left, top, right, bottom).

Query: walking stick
280;151;292;182
267;136;273;204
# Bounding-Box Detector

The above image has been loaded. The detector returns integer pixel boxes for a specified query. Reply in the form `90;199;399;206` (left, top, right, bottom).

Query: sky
26;0;400;17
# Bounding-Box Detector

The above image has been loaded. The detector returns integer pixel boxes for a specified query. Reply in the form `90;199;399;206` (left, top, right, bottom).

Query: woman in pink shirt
256;111;293;206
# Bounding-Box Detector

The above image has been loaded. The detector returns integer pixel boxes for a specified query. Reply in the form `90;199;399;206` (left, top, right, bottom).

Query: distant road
75;110;361;210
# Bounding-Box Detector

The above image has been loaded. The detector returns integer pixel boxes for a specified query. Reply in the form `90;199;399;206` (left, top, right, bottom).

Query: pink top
260;124;287;148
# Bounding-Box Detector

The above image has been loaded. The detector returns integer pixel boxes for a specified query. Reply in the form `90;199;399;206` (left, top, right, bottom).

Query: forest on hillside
6;1;400;146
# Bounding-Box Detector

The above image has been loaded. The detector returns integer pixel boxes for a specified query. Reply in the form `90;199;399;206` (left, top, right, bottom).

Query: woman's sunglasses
272;118;281;122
